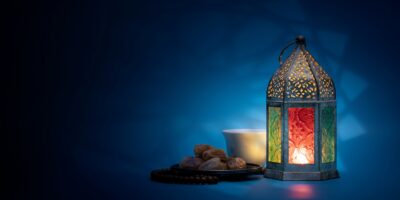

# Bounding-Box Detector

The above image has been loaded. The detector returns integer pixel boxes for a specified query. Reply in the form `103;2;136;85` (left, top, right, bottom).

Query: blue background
8;0;400;199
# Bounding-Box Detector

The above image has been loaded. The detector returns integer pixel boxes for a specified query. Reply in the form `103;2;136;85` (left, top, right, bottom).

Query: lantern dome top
267;36;335;101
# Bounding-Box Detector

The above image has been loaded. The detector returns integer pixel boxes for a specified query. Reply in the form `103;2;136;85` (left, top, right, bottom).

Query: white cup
222;129;266;166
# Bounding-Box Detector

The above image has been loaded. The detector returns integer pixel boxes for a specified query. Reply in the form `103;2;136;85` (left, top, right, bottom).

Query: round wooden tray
170;163;263;178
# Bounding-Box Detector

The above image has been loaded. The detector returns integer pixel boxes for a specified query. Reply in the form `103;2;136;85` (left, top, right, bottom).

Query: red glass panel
288;108;314;164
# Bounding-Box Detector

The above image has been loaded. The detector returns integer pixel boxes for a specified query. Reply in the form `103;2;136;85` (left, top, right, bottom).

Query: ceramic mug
222;129;266;166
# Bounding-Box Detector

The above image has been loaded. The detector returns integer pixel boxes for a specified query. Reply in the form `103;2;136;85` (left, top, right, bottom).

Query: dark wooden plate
170;163;263;178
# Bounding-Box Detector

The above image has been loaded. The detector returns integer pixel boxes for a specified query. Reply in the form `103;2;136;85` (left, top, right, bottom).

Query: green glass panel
321;107;335;163
268;107;281;163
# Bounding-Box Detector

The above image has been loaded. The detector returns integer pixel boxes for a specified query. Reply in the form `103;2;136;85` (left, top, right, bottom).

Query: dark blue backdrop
9;0;400;199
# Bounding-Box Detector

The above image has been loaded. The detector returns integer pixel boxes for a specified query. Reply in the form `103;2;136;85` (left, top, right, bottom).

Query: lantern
264;36;339;180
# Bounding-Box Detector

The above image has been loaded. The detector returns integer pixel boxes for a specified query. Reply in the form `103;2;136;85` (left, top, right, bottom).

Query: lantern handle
278;40;296;65
279;35;306;65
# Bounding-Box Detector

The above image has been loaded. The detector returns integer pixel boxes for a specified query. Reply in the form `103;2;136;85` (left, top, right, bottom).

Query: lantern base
264;169;339;181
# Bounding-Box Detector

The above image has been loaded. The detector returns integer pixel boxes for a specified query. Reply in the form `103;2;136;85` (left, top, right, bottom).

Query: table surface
134;170;392;200
71;160;391;200
62;138;399;200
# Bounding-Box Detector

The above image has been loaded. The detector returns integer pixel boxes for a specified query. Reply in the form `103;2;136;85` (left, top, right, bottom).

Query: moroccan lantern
264;36;339;180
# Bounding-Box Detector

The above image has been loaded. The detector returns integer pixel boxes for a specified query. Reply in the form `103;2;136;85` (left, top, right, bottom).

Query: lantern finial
296;35;306;46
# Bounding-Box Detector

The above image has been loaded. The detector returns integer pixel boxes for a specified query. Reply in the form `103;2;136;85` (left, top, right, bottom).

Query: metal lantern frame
264;36;339;180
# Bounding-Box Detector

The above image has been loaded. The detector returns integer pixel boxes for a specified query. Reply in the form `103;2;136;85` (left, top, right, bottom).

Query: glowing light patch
340;70;368;101
338;114;366;141
288;184;315;199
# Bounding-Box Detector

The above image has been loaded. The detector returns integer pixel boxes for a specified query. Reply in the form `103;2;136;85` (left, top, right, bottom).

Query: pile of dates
179;144;247;171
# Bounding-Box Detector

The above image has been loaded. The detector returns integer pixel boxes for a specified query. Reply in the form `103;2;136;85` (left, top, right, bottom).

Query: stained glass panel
268;107;281;163
321;107;335;163
288;107;314;164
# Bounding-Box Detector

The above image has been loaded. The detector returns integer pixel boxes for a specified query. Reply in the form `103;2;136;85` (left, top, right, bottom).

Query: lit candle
292;148;310;164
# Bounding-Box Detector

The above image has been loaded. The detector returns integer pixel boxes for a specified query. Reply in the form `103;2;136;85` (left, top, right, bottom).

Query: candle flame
292;148;310;164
